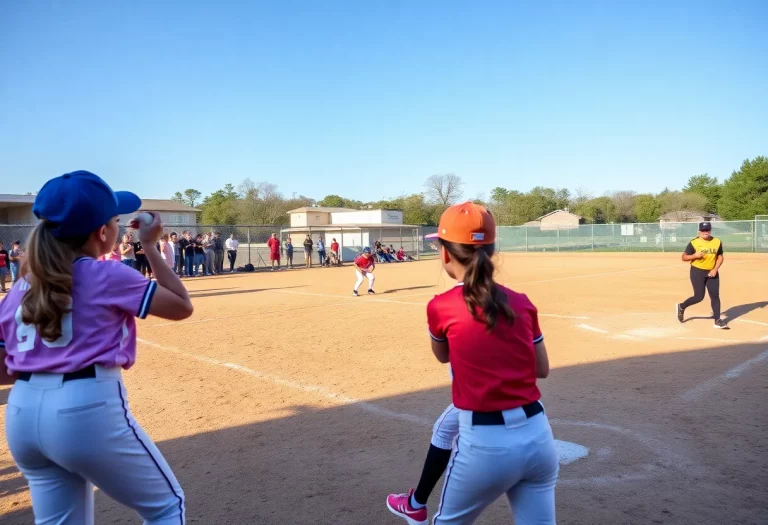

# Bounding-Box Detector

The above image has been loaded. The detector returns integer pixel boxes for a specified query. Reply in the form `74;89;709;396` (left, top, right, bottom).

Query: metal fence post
525;227;528;252
557;226;560;253
417;226;421;260
247;227;251;265
661;225;665;252
591;224;594;251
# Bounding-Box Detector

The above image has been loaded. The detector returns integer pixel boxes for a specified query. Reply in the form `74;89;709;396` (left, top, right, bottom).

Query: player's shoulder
498;285;537;310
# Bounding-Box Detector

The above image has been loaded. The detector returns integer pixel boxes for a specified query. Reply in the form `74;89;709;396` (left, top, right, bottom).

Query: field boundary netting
497;220;766;253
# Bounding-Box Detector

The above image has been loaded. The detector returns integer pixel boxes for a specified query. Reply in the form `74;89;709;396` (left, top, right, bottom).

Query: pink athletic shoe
386;488;428;525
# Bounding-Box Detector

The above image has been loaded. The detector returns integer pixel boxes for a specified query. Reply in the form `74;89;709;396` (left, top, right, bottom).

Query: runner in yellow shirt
676;222;728;329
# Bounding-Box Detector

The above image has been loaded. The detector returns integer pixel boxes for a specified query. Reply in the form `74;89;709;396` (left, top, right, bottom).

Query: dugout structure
278;225;426;262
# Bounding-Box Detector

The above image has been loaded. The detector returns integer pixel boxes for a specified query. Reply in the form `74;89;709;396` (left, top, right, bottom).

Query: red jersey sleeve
426;297;447;342
529;302;543;344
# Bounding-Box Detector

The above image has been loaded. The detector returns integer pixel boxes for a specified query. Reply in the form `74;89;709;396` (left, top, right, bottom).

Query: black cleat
368;289;376;295
713;319;730;330
676;303;684;323
353;290;359;296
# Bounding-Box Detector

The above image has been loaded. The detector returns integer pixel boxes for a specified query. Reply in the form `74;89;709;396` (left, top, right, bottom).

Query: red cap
425;202;496;245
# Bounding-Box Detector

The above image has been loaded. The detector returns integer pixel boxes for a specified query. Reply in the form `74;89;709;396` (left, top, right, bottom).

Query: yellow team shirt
685;237;723;271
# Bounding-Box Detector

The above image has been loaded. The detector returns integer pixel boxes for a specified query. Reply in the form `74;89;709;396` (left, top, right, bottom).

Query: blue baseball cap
363;247;372;254
33;170;142;239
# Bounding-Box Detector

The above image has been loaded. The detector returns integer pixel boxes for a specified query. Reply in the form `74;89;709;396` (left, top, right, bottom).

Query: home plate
555;440;589;465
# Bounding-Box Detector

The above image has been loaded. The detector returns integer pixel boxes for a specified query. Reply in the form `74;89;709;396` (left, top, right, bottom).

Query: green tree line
172;156;768;226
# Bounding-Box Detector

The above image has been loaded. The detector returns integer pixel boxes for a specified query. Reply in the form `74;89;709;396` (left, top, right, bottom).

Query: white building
285;206;420;260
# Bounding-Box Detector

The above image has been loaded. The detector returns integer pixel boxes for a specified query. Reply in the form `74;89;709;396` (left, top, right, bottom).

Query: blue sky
1;1;766;203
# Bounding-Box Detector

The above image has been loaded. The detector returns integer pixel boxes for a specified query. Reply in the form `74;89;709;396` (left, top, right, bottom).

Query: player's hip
6;366;134;461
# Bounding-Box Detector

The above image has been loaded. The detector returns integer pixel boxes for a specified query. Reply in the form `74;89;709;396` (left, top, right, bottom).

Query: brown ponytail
441;240;515;331
20;222;87;342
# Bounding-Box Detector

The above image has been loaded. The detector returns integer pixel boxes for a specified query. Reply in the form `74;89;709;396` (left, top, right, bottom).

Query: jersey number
14;305;74;352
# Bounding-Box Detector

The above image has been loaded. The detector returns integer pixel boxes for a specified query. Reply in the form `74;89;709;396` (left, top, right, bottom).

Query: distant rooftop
141;199;199;212
287;206;357;214
0;194;198;212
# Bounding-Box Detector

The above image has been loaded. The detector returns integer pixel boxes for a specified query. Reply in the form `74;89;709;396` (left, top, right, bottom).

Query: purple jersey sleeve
100;261;157;319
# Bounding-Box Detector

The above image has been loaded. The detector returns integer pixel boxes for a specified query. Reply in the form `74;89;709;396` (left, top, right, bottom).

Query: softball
137;212;154;226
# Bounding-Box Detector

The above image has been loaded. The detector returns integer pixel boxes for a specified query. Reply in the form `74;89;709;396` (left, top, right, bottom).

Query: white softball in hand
137;212;154;226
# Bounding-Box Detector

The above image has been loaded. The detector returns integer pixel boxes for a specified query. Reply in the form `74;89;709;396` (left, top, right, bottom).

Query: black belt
472;401;544;426
17;365;97;383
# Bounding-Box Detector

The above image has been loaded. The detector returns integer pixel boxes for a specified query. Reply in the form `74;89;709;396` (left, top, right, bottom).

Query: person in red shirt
266;233;281;271
387;202;556;525
330;238;340;266
0;241;8;293
353;248;375;296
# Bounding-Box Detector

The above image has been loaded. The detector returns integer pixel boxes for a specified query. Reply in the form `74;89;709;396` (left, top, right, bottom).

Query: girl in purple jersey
0;171;193;524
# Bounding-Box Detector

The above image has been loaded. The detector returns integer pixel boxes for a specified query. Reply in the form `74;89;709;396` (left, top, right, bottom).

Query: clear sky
1;1;766;203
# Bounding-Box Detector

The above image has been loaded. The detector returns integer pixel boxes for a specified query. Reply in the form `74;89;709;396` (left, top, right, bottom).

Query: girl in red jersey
353;247;376;296
387;202;557;525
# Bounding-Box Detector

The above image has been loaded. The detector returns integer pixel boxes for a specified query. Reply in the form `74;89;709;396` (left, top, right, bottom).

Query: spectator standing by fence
304;235;313;268
160;234;175;269
317;236;326;266
203;233;215;276
226;233;238;272
285;237;294;268
0;242;9;292
180;231;193;277
267;233;281;271
133;239;152;278
9;241;22;285
213;232;224;274
194;234;205;276
120;233;136;269
171;232;182;276
331;238;340;265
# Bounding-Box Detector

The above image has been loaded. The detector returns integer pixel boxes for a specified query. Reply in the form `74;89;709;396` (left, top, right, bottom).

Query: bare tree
607;190;637;222
424;173;464;206
569;187;593;210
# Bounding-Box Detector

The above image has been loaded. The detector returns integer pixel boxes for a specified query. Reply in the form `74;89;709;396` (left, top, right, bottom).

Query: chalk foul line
577;324;610;334
679;349;768;402
733;319;768;328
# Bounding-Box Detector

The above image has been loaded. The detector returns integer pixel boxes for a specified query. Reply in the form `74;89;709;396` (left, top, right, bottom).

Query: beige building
524;210;583;230
0;194;199;226
284;206;419;261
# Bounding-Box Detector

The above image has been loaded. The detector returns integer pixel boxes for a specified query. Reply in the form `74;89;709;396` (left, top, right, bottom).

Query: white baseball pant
433;407;559;525
5;366;185;524
354;270;375;292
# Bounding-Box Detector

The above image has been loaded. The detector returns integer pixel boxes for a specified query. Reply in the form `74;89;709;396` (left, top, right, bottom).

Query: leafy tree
575;197;618;224
633;194;662;223
318;195;346;207
718;156;768;219
683;174;721;213
199;188;239;225
657;191;708;219
171;189;202;208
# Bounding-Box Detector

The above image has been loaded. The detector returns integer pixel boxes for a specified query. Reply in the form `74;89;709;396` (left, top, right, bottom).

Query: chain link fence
497;220;765;253
3;220;762;265
0;224;437;270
